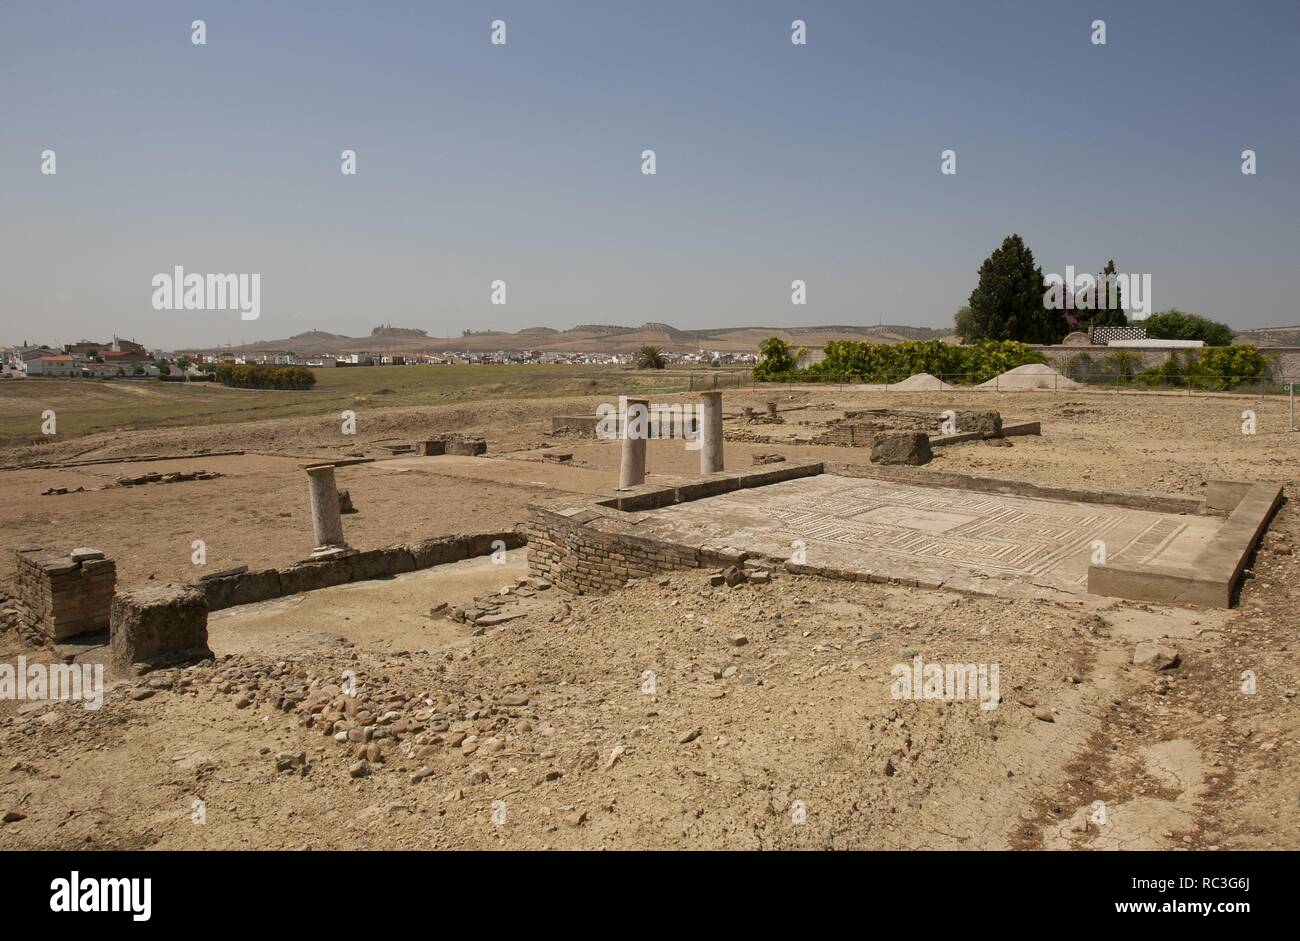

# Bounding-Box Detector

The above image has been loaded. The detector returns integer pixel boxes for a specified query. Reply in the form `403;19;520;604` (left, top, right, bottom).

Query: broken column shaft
699;391;724;474
619;398;650;489
306;464;354;559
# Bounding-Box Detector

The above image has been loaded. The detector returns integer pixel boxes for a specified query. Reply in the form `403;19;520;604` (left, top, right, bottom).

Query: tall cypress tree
964;234;1066;343
1090;259;1129;328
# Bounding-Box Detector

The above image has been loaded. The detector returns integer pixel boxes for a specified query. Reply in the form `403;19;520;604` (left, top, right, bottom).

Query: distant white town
1;334;758;380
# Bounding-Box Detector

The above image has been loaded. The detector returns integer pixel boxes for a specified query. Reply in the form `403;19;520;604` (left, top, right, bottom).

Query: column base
308;545;358;561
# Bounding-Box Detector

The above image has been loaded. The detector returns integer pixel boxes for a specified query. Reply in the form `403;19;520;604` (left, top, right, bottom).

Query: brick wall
527;462;824;593
527;507;700;593
15;547;116;640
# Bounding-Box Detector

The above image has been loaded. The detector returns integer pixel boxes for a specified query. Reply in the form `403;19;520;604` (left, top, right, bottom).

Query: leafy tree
953;306;976;340
965;234;1066;344
1089;260;1129;329
753;337;800;379
635;345;666;369
1142;309;1234;346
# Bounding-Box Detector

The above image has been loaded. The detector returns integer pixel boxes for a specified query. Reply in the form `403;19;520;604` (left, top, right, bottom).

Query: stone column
619;398;649;489
306;464;355;559
699;391;724;474
766;401;779;421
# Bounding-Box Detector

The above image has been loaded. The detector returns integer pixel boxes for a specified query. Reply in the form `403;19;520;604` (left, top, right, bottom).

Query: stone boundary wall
198;529;527;612
1032;344;1300;380
14;548;116;640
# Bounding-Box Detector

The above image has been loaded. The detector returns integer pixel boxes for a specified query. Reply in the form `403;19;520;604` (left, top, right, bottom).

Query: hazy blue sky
2;0;1296;349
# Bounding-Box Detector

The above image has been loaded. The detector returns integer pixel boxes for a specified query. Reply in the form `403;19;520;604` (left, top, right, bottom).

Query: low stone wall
110;585;212;676
14;547;116;640
1088;481;1283;608
528;507;702;593
197;529;527;612
1033;344;1300;381
527;462;823;593
822;461;1206;516
550;415;600;436
419;435;487;456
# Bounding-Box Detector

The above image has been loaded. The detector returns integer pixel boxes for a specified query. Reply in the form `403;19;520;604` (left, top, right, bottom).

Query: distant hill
187;322;952;356
1235;325;1300;347
288;330;349;341
370;325;428;338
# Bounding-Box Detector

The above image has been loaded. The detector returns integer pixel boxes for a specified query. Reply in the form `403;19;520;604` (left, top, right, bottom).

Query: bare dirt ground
1;382;1298;850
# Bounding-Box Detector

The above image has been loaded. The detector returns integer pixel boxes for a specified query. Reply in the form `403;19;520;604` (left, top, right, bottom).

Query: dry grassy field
0;365;736;448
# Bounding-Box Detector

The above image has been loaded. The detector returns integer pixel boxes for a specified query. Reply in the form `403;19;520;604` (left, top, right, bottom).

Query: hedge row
212;364;317;390
764;339;1048;385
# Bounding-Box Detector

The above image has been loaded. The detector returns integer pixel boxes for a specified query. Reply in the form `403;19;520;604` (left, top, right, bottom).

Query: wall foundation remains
14;547;116;641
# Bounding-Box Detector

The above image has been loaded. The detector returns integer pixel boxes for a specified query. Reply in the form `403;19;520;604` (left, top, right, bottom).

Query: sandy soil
1;383;1298;850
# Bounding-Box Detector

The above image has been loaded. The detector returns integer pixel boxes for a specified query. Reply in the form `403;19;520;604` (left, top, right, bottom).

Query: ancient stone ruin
14;547;115;641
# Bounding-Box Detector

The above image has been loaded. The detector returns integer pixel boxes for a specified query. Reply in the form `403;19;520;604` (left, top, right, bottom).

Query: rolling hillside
190;323;952;356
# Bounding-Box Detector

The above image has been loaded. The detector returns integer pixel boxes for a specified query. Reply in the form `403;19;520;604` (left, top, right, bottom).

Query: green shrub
1105;349;1143;384
1138;345;1271;390
753;338;802;380
213;364;317;390
750;338;1049;385
782;339;1046;385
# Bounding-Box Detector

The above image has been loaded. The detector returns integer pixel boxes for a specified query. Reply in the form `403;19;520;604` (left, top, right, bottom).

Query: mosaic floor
639;475;1221;594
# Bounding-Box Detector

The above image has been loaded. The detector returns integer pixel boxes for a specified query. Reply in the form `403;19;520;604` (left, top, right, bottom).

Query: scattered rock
1133;642;1181;671
275;751;306;772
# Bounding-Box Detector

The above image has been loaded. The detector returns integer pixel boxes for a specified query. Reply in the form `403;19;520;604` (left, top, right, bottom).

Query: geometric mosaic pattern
643;475;1220;593
768;479;1150;579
